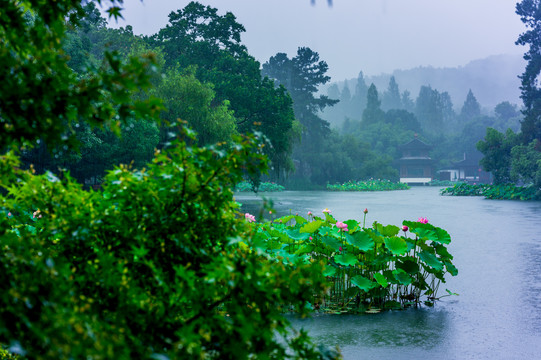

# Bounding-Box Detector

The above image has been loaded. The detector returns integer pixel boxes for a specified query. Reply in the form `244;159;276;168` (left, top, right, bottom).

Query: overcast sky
104;0;527;81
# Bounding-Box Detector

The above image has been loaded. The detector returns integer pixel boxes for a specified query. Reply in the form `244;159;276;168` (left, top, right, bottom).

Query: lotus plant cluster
327;179;410;192
246;208;458;313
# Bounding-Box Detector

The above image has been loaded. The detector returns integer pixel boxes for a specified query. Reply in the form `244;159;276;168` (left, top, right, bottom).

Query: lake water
236;187;541;360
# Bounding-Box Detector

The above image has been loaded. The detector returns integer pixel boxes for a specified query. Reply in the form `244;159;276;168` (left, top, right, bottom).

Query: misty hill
331;54;525;114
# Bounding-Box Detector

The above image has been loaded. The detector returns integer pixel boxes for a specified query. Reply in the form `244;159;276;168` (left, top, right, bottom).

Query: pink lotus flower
363;208;368;214
339;246;343;252
402;225;409;232
7;212;12;217
418;217;429;224
307;211;312;216
322;208;331;214
336;221;348;232
245;213;256;223
309;236;313;240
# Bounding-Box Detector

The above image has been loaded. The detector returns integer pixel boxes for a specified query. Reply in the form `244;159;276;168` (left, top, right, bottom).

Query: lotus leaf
413;227;437;241
392;268;413;285
396;257;420;274
373;273;389;288
434;243;453;260
275;215;294;224
351;275;377;291
334;253;359;266
377;223;400;237
418;250;443;271
321;236;342;251
344;219;359;232
435;227;451;244
299;219;323;234
384;236;408;255
294;244;315;255
346;231;374;251
444;260;458;276
285;229;310;241
323;266;337;277
324;213;336;224
293;215;308;225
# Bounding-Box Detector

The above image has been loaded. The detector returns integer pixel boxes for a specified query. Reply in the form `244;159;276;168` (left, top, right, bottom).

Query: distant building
398;137;433;185
438;151;492;184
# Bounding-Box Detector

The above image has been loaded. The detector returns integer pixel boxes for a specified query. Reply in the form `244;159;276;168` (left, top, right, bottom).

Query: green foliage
235;181;285;192
511;140;541;189
477;128;519;184
0;0;163;151
441;183;540;200
250;212;457;312
1;127;339;359
327;180;410;191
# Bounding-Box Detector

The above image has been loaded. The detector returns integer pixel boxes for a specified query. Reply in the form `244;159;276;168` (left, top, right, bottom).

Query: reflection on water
237;188;541;359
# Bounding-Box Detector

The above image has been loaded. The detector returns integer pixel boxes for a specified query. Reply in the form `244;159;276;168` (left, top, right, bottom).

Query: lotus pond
237;187;541;360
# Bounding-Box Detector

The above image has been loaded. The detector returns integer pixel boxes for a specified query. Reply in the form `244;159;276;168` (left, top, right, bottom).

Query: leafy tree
352;71;369;118
415;85;444;134
401;90;415;113
511;139;541;188
477;128;519;184
0;0;162;151
460;89;481;122
382;76;402;111
516;0;541;144
362;84;385;125
149;2;296;179
155;67;238;146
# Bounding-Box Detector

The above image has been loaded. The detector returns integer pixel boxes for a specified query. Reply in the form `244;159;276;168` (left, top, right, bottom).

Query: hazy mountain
329;54;525;113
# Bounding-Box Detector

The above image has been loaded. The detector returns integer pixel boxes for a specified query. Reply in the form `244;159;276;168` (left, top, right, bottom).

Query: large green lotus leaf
396;257;420;274
418;250;443;271
321;236;342;251
344;219;359;232
365;228;385;244
376;224;400;237
275;215;294;224
392;268;413;285
299;219;324;234
285;229;310;241
295;244;315;255
346;231;374;251
384;236;408;255
265;238;283;250
318;226;332;236
334;253;359;266
324;212;336;224
435;227;451;244
434;243;453;260
293;215;308;225
323;266;337;277
373;273;389;288
382;270;398;284
444;260;458;276
351;275;377;292
413;228;437;241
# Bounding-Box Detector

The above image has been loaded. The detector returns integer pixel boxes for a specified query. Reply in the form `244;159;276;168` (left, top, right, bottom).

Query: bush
235;181;285;192
440;183;540;200
327;179;410;191
0;127;339;360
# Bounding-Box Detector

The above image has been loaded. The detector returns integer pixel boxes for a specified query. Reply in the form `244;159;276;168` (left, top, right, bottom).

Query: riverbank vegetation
250;211;457;312
441;183;540;200
235;181;286;192
326;180;409;191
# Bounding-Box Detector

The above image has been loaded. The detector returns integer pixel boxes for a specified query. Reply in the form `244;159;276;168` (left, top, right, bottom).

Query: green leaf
414;228;437;241
334;253;358;266
285;229;310;241
346;231;374;251
392;268;412;285
294;244;315;255
418;250;443;271
444;260;458;276
293;215;308;226
321;236;341;251
435;227;451;244
396;257;420;274
299;220;324;234
377;224;400;237
384;236;408;255
323;266;337;277
373;273;389;288
350;275;376;292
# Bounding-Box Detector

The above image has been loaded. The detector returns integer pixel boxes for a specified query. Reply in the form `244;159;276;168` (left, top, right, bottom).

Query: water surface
236;187;541;359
